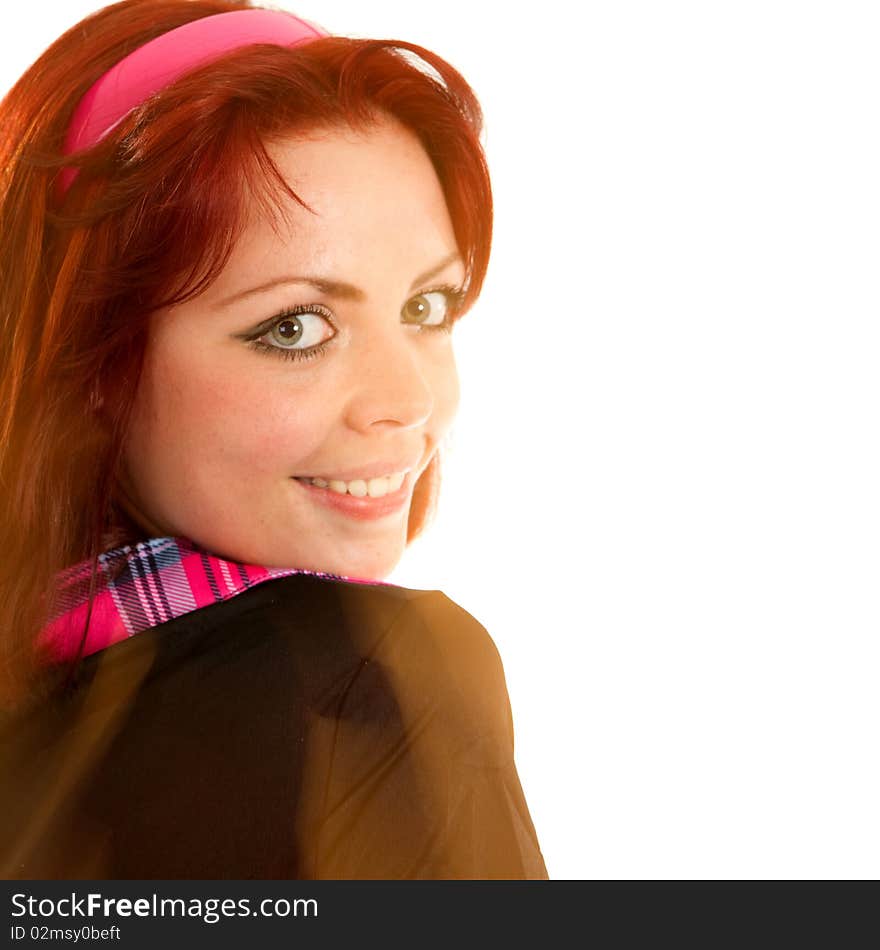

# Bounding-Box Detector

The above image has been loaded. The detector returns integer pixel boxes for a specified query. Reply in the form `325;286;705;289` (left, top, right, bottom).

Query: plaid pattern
38;536;388;664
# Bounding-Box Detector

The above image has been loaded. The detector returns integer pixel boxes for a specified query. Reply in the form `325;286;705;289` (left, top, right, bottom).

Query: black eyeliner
242;285;466;363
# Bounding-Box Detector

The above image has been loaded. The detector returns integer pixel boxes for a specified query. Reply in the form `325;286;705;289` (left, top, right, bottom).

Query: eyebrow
216;250;464;308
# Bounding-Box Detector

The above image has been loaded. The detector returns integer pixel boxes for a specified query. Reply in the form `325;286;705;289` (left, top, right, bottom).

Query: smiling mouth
292;473;411;522
294;471;407;499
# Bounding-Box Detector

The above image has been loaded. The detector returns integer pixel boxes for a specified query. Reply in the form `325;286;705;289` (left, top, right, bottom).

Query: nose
344;324;434;433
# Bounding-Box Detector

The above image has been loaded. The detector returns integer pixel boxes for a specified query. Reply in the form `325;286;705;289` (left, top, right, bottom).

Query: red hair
0;0;492;709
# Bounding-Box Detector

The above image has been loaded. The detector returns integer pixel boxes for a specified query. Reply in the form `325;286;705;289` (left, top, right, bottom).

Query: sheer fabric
1;564;548;879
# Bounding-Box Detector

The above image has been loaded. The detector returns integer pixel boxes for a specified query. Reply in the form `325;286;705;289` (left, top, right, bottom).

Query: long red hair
0;0;492;710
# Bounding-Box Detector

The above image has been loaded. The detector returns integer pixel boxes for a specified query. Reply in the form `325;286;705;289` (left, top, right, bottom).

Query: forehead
207;118;458;295
269;118;443;216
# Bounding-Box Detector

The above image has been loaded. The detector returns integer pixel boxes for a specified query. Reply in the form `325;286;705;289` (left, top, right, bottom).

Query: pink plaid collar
38;536;387;664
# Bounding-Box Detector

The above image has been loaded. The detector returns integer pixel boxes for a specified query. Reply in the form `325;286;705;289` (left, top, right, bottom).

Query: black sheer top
1;573;547;879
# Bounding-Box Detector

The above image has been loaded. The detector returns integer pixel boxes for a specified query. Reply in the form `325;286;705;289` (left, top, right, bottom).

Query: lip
292;472;413;521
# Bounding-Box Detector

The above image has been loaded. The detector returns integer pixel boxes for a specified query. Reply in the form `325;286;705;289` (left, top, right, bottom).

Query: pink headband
60;8;328;194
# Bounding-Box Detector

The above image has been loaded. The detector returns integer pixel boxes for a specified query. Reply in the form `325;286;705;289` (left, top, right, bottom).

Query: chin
238;539;399;581
333;555;399;582
317;542;404;583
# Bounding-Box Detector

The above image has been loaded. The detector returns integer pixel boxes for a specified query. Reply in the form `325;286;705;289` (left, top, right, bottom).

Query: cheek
430;346;461;430
128;345;332;480
241;397;330;475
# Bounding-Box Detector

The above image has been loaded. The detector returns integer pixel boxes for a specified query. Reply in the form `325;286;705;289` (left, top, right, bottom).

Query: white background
4;1;879;879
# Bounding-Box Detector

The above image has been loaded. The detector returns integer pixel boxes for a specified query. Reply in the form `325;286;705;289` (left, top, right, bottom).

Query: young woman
0;0;547;879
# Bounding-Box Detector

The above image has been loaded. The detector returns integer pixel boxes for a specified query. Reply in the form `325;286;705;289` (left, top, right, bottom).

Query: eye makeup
240;284;466;364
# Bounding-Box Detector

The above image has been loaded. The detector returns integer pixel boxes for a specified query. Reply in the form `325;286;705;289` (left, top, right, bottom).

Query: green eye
402;290;452;327
269;316;304;346
265;308;334;349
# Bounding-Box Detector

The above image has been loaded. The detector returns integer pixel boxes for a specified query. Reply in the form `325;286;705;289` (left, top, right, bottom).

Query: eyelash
244;284;466;364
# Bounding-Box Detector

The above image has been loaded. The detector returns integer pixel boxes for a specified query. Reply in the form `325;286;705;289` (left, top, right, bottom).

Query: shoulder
177;572;502;673
24;575;514;752
158;573;514;745
278;576;507;693
245;576;509;708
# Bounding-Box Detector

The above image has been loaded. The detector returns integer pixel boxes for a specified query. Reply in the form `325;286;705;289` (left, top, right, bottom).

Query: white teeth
367;477;387;498
348;480;368;498
304;471;407;498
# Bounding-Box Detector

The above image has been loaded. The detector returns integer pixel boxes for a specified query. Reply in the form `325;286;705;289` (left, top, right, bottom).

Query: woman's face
120;117;463;578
